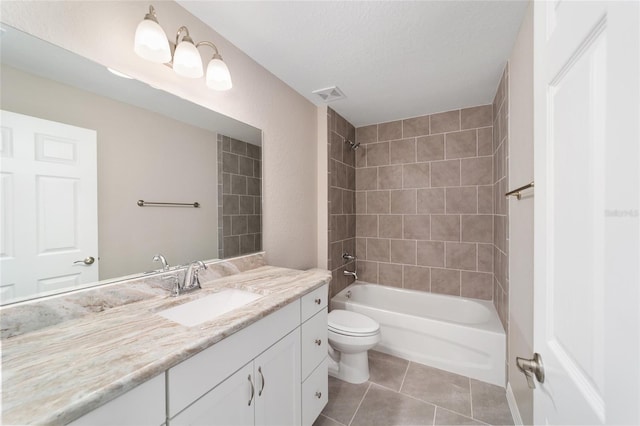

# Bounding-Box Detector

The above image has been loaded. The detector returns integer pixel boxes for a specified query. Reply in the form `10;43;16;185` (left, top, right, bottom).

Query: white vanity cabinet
69;373;165;426
171;329;300;426
70;284;328;426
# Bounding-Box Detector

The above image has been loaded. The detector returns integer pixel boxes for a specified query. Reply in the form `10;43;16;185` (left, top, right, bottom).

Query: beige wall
1;65;218;280
353;107;495;299
0;0;319;270
507;3;534;423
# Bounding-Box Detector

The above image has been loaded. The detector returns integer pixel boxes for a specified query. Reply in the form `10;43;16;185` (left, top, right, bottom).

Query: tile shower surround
217;135;262;258
328;108;357;298
354;105;495;300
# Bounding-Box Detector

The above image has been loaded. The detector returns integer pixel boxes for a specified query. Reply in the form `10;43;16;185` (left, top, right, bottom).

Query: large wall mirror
0;25;263;305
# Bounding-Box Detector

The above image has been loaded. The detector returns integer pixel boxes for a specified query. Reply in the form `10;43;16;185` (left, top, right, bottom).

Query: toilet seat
328;310;380;336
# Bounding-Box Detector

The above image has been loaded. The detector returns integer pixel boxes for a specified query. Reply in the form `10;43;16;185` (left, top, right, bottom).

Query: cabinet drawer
301;358;328;426
301;284;327;322
301;309;327;380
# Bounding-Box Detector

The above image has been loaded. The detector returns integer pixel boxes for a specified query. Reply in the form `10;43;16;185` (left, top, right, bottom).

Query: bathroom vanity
0;254;330;425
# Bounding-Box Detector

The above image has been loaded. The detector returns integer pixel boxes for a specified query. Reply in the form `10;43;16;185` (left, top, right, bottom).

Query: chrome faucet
343;270;358;280
153;254;170;271
183;260;207;291
171;260;208;296
342;252;356;261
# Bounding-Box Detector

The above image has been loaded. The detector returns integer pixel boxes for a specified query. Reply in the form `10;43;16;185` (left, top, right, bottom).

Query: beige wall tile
343;189;355;214
357;260;378;283
403;266;430;291
330;241;343;271
445;130;477;159
461;105;493;130
446;187;477;213
417;188;445;214
330;187;342;214
356;237;366;259
378;165;403;189
494;214;507;252
390;189;417;214
390;239;417;264
378;120;402;141
390;138;416;164
402;114;430;137
431;215;461;241
356;191;366;212
477;243;494;272
379;263;403;287
368;238;390;262
461;156;493;185
356;125;377;144
431;268;461;296
403;163;430;188
356;167;377;190
367;142;390;166
355;144;367;167
417;241;445;267
477;127;493;156
367;190;390;214
461;271;493;300
478;185;494;214
461;215;493;243
379;215;403;238
417;134;445;162
330;131;344;163
446;242;477;271
356;214;378;237
430;110;460;134
403;215;431;240
431;159;461;187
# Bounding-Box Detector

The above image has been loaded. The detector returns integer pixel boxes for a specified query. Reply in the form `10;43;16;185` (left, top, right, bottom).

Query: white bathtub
331;282;506;386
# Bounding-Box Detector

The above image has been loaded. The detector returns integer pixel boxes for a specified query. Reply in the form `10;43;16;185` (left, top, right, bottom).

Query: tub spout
343;270;358;280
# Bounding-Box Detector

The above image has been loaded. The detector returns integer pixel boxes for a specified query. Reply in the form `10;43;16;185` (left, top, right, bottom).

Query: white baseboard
506;382;524;425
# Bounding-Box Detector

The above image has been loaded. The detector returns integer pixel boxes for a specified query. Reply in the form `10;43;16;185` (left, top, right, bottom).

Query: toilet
327;309;381;384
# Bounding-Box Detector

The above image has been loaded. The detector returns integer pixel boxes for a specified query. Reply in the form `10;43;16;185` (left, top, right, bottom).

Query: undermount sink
158;289;262;327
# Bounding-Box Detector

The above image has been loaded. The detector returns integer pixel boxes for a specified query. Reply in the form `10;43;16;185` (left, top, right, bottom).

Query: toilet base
327;351;370;384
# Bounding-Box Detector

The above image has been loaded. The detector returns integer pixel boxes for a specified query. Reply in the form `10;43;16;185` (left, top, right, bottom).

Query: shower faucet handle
342;252;356;261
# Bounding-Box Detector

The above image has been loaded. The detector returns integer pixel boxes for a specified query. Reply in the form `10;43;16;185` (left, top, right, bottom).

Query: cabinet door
254;329;301;426
69;374;164;426
171;363;254;426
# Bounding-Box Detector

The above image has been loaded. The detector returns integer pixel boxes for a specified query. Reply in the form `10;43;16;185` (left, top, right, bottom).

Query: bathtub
331;282;505;386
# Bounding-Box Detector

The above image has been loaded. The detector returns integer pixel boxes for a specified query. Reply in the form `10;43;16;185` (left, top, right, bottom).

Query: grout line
469;378;474;420
348;382;372;426
322;414;348;426
399;360;411;392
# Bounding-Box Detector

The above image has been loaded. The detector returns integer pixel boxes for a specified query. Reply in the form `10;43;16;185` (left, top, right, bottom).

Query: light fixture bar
133;4;232;90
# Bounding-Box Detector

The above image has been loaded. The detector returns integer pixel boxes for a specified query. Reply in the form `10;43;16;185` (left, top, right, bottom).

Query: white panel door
254;329;301;426
533;1;639;424
0;110;98;301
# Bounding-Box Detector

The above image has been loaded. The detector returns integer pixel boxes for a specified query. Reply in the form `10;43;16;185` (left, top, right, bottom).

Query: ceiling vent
312;86;346;103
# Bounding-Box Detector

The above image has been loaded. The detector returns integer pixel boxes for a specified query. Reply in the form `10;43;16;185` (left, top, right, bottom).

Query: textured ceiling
178;1;528;127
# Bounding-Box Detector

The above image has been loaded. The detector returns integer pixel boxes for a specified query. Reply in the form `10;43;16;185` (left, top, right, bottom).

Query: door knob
516;352;544;389
73;256;95;265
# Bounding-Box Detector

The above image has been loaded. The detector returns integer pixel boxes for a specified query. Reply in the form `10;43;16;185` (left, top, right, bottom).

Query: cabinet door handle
258;366;265;396
315;339;322;346
248;374;255;406
314;298;322;305
315;391;322;399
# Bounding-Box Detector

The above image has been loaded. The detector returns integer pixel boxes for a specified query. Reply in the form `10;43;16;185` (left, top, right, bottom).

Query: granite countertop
0;260;331;425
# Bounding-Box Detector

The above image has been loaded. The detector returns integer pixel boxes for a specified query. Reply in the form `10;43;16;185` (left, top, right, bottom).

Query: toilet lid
328;310;380;335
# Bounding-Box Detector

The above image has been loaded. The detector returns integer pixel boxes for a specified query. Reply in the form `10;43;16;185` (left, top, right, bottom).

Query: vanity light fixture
133;5;233;90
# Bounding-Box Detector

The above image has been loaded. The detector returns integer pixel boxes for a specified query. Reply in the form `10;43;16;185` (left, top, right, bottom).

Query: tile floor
314;351;514;426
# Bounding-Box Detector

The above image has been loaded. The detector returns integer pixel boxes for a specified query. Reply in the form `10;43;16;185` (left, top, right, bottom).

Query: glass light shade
173;41;203;78
206;57;232;91
134;19;171;63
